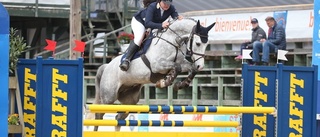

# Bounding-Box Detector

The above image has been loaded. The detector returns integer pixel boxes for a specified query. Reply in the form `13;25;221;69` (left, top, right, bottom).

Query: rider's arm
145;3;163;29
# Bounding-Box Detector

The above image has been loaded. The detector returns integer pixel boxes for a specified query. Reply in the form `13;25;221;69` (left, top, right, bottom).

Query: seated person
235;18;266;62
252;16;286;66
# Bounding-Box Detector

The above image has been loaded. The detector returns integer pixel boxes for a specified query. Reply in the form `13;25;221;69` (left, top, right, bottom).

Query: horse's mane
163;18;197;36
183;17;197;22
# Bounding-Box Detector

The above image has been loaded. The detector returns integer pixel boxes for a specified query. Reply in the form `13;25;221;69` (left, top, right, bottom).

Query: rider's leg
119;17;145;71
119;41;139;71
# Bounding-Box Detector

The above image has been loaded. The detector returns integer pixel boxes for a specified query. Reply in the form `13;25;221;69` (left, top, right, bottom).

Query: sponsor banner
277;65;318;137
312;0;320;118
17;59;37;137
0;34;9;137
34;57;83;137
84;113;240;132
192;10;313;42
273;10;288;29
0;3;9;136
241;64;277;137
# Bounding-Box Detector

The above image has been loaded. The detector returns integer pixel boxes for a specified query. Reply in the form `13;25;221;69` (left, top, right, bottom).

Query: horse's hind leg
93;113;104;131
115;85;142;131
93;86;118;131
114;113;129;131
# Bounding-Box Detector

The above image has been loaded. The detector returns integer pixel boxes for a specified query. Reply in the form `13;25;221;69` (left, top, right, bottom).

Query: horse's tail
93;64;108;104
85;64;108;121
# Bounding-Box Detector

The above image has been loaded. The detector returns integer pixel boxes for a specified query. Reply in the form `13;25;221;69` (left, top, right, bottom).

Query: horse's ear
196;20;201;32
206;22;216;31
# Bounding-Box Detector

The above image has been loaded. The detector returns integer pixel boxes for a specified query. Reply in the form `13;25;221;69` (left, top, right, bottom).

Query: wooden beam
69;0;82;59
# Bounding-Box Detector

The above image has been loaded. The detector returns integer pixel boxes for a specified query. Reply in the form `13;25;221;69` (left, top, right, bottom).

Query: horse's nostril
197;65;204;70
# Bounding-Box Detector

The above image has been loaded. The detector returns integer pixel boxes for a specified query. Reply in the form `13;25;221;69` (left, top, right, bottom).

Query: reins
154;18;207;63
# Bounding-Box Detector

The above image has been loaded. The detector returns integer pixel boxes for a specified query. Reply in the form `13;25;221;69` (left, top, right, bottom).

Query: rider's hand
162;21;170;29
177;15;184;20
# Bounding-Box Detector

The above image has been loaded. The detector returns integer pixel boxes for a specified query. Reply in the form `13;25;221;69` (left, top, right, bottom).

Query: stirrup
119;60;130;71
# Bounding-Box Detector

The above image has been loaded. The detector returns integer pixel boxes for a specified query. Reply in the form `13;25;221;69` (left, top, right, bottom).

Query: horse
92;18;215;131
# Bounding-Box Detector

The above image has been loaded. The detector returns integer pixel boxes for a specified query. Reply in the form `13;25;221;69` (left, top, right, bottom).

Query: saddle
121;31;154;61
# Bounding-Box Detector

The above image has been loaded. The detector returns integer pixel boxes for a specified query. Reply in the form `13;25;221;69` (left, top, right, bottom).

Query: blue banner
35;57;83;137
273;10;288;29
17;59;37;137
18;57;83;137
0;3;9;137
242;65;277;137
277;65;318;137
312;0;320;125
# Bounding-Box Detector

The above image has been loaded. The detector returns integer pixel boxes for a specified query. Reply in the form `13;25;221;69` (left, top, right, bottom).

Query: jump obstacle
13;57;317;137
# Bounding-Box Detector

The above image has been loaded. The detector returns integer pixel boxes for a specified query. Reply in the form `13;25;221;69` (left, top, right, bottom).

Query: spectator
234;18;266;64
252;16;286;66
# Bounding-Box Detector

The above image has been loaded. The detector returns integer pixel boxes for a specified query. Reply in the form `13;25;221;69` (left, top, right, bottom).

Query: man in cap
235;18;266;64
252;16;286;66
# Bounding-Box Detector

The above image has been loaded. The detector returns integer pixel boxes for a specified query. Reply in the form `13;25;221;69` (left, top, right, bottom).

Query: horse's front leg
155;64;182;88
173;67;198;91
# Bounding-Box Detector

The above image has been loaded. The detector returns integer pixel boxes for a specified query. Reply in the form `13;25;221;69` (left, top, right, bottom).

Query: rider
119;0;184;71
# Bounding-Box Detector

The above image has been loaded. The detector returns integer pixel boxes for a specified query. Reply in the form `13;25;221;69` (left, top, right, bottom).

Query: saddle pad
121;33;154;63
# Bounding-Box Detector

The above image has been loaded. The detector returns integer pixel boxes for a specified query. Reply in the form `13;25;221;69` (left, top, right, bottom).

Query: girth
141;54;166;83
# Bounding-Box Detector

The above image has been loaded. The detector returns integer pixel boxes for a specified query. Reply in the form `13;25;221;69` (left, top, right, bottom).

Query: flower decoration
117;32;134;44
8;114;20;125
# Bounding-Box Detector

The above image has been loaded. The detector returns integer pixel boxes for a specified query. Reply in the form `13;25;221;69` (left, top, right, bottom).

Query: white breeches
131;17;146;46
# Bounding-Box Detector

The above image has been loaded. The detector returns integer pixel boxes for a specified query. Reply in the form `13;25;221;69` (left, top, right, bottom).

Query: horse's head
184;20;215;70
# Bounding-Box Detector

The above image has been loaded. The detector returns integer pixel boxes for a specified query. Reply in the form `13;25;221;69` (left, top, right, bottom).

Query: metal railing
45;24;131;62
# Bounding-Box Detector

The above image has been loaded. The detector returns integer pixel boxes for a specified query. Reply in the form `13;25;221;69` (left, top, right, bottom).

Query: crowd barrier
14;58;317;137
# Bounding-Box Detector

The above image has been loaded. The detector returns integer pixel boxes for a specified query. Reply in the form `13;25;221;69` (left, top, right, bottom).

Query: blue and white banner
273;10;288;29
313;0;320;80
312;0;320;121
0;3;9;137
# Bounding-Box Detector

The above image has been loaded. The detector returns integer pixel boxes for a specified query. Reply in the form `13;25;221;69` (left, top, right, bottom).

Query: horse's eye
196;42;201;46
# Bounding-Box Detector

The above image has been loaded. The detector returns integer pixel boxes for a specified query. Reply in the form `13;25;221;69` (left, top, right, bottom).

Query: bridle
186;26;208;62
154;19;208;63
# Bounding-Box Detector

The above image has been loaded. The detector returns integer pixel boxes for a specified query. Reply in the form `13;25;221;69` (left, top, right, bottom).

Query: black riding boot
119;41;139;71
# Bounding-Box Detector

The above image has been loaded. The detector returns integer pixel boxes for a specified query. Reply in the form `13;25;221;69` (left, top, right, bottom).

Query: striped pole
87;105;276;114
83;120;239;127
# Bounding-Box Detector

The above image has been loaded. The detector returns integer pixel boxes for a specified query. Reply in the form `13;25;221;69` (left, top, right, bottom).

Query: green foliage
8;113;20;125
9;28;29;74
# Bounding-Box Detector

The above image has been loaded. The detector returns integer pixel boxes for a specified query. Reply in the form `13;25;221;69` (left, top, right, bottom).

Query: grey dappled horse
93;18;215;131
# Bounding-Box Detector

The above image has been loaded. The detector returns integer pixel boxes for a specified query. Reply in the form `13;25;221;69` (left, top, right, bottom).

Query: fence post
192;77;198;106
218;76;223;106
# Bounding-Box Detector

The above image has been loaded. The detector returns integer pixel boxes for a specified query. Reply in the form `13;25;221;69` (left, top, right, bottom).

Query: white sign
0;0;70;5
191;10;314;43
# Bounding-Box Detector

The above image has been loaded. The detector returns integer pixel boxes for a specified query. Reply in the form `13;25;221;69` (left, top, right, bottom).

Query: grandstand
1;0;315;106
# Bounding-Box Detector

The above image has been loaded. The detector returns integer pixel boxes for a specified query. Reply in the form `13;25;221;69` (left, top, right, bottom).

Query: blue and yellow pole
87;105;276;114
0;3;9;137
83;120;239;127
